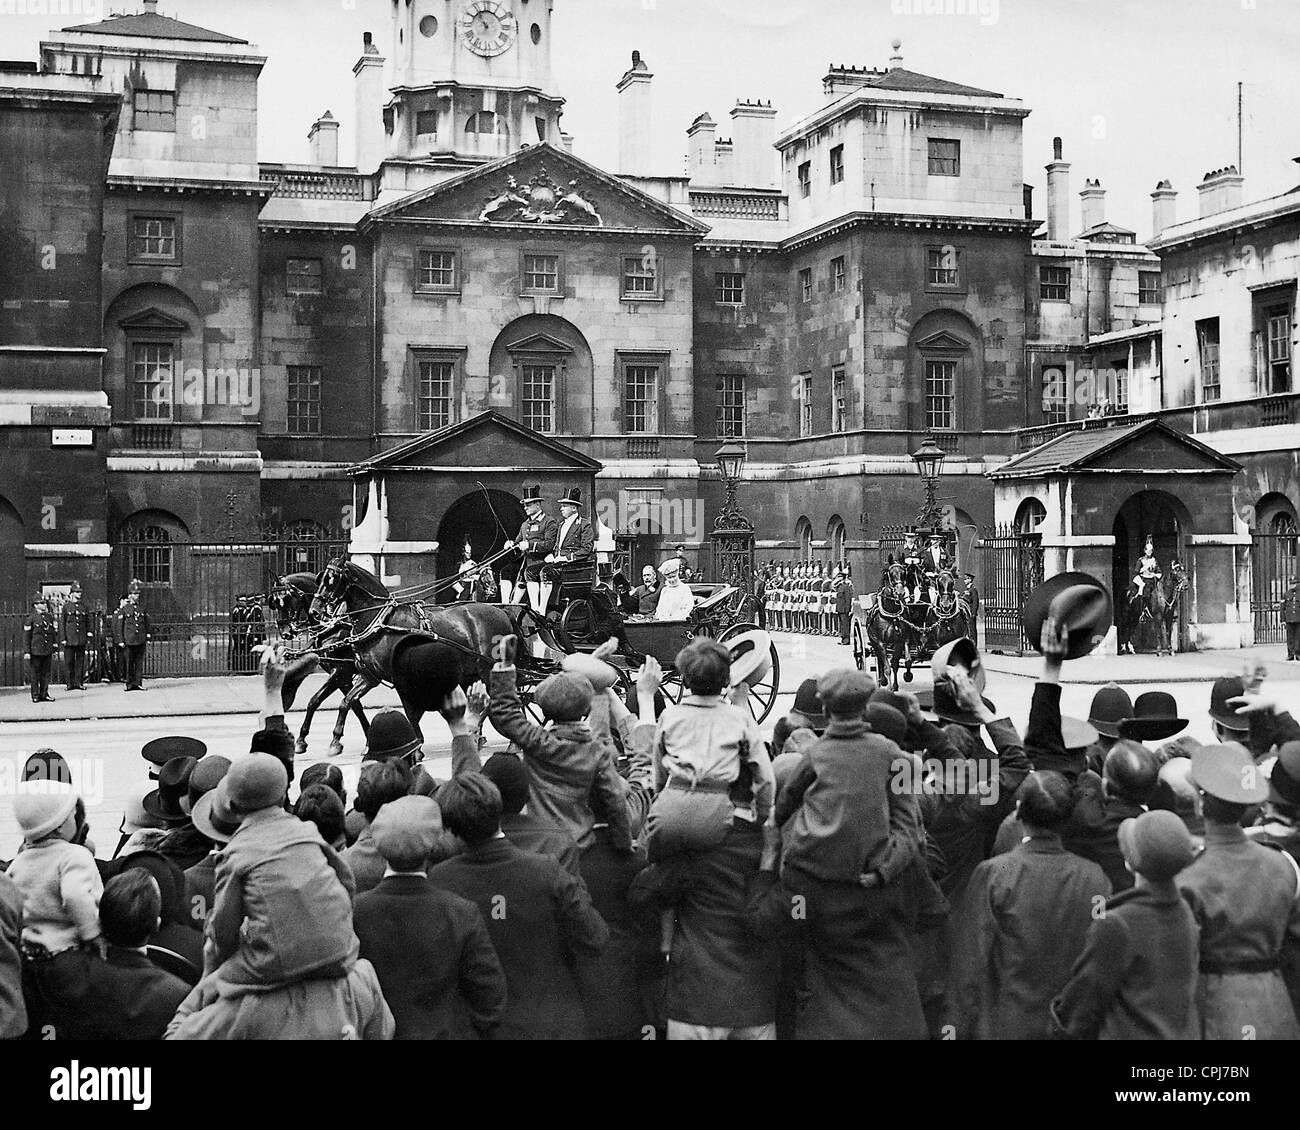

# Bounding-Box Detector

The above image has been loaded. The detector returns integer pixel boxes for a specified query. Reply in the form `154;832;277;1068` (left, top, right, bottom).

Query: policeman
502;485;557;611
122;581;152;692
60;582;90;690
244;593;267;663
107;596;128;683
24;594;58;703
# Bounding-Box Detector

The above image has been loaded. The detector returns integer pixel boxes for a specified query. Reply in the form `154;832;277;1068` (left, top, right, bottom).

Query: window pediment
506;331;573;355
916;330;969;353
118;307;189;333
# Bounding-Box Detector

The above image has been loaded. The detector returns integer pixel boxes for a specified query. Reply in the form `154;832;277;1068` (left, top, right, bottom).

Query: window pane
1139;271;1161;304
522;364;555;432
799;374;813;436
1040;265;1070;301
416;110;438;137
1197;320;1221;401
830;145;844;185
418;361;454;431
131;526;172;586
286;258;322;294
799;268;812;301
928;138;960;176
419;250;456;288
287;365;322;434
927;248;958;287
623;364;659;432
925;360;956;430
832;366;846;432
132;342;174;420
622;256;658;296
716;272;745;304
524;254;558;291
133;90;175;132
832;257;846;291
716;374;746;438
132;216;176;259
798;162;811;198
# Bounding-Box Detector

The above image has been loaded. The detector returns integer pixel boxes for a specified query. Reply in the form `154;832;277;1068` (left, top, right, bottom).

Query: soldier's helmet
128;578;145;594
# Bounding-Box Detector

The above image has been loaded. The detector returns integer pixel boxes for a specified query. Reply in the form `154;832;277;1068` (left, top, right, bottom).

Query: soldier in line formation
758;562;856;642
228;595;267;674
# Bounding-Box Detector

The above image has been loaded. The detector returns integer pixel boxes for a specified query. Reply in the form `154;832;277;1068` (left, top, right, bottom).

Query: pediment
916;330;970;352
506;332;572;353
365;143;710;236
117;307;190;332
1084;425;1241;474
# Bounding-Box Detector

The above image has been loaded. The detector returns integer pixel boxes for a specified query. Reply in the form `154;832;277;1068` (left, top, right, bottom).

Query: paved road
0;629;1268;860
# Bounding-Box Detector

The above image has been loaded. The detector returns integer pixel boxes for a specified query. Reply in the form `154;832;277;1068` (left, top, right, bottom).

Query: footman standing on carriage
541;487;595;616
501;485;557;610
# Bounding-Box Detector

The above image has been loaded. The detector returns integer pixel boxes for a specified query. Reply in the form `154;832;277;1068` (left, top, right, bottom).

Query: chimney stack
1079;178;1105;235
729;100;778;188
1197;165;1244;217
889;39;903;68
617;50;654;176
142;0;159;12
308;111;340;167
1150;180;1177;239
353;32;386;174
687;112;717;183
713;138;735;186
561;132;575;154
1045;136;1071;241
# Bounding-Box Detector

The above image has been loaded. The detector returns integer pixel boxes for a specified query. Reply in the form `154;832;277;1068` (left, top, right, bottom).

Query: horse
1163;567;1189;653
270;573;374;758
1121;572;1170;655
309;558;520;754
866;564;917;691
931;569;972;651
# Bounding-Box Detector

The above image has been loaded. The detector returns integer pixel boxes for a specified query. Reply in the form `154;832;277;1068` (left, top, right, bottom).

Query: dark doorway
1112;490;1192;653
0;495;25;608
436;489;526;591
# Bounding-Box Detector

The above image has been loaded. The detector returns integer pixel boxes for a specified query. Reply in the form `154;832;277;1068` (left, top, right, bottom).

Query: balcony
130;423;174;450
689;190;783;222
259;167;373;201
626;437;662;459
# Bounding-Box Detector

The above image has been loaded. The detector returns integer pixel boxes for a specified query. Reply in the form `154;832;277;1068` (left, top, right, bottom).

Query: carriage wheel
851;620;866;672
720;623;781;724
557;599;595;653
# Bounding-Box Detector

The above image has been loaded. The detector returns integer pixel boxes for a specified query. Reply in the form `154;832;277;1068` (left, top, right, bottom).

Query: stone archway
1112;489;1195;653
435;489;526;588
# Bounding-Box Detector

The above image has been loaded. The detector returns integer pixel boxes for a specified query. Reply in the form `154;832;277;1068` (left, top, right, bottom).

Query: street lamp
713;442;751;531
911;434;947;528
712;441;754;594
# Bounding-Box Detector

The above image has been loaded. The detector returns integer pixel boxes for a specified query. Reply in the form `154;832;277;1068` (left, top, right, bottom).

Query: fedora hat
727;629;774;689
190;790;239;845
1021;571;1113;660
931;680;997;728
1118;691;1188;742
931;637;986;696
1208;675;1249;733
557;487;583;508
520;485;545;505
141;736;207;770
142;756;197;825
1087;683;1134;739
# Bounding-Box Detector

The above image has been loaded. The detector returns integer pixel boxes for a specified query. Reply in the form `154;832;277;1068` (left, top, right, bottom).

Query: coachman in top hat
501;485;557;611
540;487;594;615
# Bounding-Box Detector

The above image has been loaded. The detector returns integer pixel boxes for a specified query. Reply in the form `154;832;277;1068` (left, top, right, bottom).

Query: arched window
466;110;506;136
131;525;172;588
795;516;813;561
827;515;846;562
1015;498;1047;534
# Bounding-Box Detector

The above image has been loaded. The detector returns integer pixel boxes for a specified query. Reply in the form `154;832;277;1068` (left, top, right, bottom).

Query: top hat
1087;683;1134;739
520;485;545;506
557;487;583;508
931;638;986;696
142;756;197;825
1208;675;1249;733
1021;571;1113;660
141;735;208;769
1118;691;1188;742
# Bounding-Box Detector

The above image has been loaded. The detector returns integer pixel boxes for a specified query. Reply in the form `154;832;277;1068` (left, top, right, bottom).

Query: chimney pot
1053;136;1063;160
1150;180;1178;239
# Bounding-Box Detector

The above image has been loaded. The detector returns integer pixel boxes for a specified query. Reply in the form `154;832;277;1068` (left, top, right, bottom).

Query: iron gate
977;525;1044;654
1253;529;1298;645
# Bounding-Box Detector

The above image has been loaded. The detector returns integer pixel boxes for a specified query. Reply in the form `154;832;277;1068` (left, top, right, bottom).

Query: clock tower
384;0;565;166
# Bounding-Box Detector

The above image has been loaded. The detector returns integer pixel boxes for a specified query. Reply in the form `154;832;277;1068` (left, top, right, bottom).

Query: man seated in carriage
900;528;929;604
501;486;557;610
539;487;595;615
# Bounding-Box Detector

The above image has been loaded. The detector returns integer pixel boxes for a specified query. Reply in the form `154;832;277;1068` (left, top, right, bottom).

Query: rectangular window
1197;318;1221;402
523;253;560;294
799;372;813;436
418;249;458;290
1042;367;1068;426
925;360;956;431
622;254;661;299
831;256;846;292
1112;366;1129;414
1139;270;1162;305
415;110;438;137
798;161;811;198
716;272;745;305
622;362;661;433
286;258;323;295
1040;265;1071;302
716;374;746;439
829;144;844;185
1266;307;1292;393
130;535;172;588
417;360;455;432
131;341;174;421
535;117;548;143
928;138;960;177
287;365;322;435
927;246;959;288
522;364;555;433
799;267;813;302
130;215;177;261
133;89;176;132
832;365;847;433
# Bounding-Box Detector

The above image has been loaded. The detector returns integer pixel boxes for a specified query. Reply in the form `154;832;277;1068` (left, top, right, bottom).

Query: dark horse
866;563;918;691
1120;572;1170;656
308;558;519;755
270;572;372;758
931;569;973;651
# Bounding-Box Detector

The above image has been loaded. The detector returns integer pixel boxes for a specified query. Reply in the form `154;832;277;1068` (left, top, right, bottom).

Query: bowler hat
865;702;907;746
557;487;583;508
534;672;594;722
790;678;827;731
142;756;197;825
190;791;239;845
370;795;443;865
727;629;774;689
1268;740;1300;807
364;710;423;764
141;736;208;769
1021;571;1113;660
931;681;997;728
1189;741;1268;805
187;756;232;806
931;637;986;695
1118;691;1188;742
1208;675;1249;733
23;749;72;787
817;669;874;717
1087;683;1134;739
561;651;620;692
218;752;289;814
1117;811;1196;882
392;636;463;712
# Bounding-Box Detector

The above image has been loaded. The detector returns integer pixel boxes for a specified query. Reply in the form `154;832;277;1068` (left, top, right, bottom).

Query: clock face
459;1;518;57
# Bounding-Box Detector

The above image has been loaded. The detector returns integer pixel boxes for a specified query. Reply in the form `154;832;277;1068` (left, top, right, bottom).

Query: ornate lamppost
911;434;947;530
711;441;754;592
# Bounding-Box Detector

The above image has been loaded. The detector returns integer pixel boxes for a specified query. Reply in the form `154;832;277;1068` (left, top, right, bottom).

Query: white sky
8;0;1299;239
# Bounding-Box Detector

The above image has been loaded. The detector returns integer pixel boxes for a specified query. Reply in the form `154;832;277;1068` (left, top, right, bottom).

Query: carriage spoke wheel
557;599;594;653
852;619;866;673
719;623;781;724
